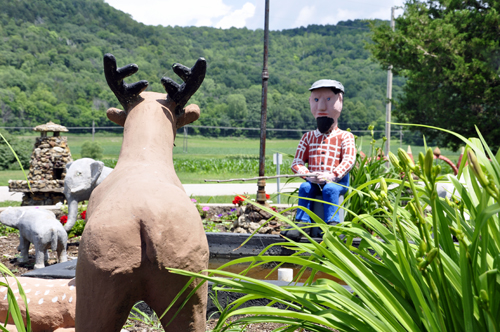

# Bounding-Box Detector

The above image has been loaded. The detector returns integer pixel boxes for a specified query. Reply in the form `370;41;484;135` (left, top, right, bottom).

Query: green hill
0;0;403;138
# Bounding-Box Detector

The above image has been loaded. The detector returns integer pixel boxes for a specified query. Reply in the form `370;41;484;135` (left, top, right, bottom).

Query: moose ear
107;107;127;127
176;104;200;129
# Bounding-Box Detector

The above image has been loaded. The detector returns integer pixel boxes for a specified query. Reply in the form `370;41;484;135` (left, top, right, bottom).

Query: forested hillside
0;0;403;138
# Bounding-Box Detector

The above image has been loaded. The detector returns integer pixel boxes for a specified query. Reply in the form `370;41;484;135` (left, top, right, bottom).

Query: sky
103;0;405;30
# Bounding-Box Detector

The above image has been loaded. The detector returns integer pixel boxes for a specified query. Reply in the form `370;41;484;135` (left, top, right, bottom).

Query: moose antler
161;58;207;112
103;53;149;109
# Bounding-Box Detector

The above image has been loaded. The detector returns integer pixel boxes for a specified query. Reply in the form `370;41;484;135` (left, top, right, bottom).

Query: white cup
277;268;293;282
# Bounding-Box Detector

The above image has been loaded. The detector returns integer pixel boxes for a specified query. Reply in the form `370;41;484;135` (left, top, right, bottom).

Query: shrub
80;141;103;160
0;132;31;170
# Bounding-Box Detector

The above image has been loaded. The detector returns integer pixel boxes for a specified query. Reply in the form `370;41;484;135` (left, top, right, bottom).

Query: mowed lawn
0;133;462;186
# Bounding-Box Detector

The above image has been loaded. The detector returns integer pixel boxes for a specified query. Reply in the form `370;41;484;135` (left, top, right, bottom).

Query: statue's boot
280;222;311;241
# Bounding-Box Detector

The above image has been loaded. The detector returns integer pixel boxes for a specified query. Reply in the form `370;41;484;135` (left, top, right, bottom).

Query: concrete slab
0;187;23;202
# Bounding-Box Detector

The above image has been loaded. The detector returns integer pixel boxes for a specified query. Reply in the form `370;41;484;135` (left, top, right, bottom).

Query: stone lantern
8;121;73;206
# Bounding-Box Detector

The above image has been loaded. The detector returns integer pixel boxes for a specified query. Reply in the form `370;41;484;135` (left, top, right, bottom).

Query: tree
369;0;500;151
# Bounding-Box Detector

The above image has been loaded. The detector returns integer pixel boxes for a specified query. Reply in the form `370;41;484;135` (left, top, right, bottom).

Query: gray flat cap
309;79;344;93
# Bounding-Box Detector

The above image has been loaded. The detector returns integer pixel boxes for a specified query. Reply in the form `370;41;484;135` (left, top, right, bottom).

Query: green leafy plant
80;141;103;160
0;263;31;332
102;158;118;168
60;202;87;238
202;220;221;233
0;224;18;237
165;126;500;332
343;126;400;224
124;304;163;331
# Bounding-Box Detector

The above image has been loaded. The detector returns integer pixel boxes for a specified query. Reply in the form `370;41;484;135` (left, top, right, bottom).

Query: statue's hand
305;173;319;184
316;172;338;184
306;172;325;184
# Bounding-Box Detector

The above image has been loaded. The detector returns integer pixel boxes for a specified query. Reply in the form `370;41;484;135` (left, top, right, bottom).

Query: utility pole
385;6;395;159
400;126;403;148
183;127;188;153
257;0;270;205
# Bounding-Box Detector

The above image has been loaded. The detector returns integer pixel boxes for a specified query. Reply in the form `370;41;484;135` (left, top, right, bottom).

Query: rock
245;203;272;220
258;227;272;234
246;211;262;222
233;215;245;228
234;227;247;234
248;222;260;232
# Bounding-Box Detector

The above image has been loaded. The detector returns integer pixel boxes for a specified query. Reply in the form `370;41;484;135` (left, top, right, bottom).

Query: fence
0;124;420;152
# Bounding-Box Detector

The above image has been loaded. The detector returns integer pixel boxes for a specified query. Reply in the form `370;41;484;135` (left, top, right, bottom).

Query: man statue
281;79;356;240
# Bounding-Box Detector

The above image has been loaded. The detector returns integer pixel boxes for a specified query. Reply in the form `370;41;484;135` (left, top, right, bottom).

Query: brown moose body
75;55;209;331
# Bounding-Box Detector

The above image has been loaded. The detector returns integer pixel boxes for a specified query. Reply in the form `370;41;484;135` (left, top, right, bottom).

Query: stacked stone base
232;204;291;234
9;180;65;206
21;192;66;206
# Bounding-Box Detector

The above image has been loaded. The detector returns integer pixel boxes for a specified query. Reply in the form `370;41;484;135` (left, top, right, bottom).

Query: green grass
0;170;29;187
0;134;463;186
0;200;21;207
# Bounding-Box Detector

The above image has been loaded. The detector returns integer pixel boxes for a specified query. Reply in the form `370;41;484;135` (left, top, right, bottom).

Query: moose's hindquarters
75;186;209;332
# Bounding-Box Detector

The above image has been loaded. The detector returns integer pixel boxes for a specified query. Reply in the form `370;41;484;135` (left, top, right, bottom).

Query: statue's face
309;87;343;120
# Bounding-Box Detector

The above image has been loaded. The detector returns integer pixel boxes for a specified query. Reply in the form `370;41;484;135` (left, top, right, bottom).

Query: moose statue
75;54;209;331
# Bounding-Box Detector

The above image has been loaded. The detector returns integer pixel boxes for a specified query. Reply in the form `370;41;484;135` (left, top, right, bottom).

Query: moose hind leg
147;273;208;332
76;258;139;331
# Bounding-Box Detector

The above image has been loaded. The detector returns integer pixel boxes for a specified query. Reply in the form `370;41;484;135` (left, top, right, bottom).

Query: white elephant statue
63;158;113;232
0;207;67;269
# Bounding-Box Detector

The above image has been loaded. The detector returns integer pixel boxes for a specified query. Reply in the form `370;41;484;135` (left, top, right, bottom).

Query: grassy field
0;133;462;186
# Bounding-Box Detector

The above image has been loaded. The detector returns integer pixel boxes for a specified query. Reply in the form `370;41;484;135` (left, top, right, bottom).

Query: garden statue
0;277;76;331
281;79;356;240
75;54;209;331
0;207;68;269
62;158;113;232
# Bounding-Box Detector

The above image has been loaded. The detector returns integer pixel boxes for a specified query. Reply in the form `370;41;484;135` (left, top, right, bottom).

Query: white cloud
104;0;232;27
215;2;256;29
104;0;406;30
294;5;316;27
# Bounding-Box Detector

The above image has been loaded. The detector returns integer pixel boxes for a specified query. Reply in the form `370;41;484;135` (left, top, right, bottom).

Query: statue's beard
316;117;334;134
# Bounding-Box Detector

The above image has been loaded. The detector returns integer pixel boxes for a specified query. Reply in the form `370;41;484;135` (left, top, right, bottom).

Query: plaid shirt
291;127;356;179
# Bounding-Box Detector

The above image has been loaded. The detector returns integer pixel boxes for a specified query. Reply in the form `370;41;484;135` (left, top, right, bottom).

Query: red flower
60;215;68;225
265;194;270;199
80;210;87;220
232;195;247;206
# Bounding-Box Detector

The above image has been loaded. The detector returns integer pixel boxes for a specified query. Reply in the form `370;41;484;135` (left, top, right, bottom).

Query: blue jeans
295;173;349;224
